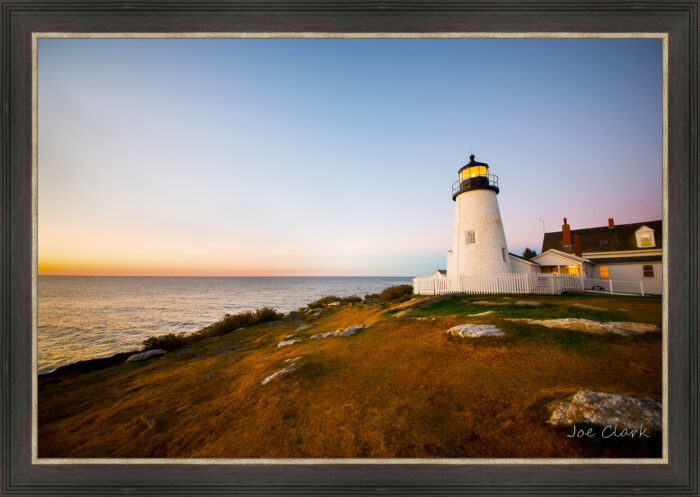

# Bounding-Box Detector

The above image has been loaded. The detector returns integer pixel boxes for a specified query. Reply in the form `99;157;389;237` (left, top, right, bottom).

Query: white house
535;218;662;295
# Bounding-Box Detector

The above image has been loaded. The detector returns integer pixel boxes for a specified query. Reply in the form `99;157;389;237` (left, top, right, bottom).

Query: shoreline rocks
126;349;167;362
277;339;301;348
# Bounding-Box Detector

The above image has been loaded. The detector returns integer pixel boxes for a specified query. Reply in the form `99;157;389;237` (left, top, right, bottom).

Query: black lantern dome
452;154;500;200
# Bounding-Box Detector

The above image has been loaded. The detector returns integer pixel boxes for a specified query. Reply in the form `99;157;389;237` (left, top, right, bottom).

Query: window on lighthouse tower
465;231;476;244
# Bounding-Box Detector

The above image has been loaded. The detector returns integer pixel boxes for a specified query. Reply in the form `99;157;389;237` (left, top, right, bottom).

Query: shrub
142;306;284;351
142;332;192;351
307;295;341;309
341;295;362;304
378;284;414;302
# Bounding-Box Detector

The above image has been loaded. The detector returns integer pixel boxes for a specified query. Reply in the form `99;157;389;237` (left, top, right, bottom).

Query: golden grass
38;296;662;458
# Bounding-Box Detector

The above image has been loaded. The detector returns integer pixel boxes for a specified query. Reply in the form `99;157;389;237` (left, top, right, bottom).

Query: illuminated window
461;165;488;180
635;227;656;248
465;231;476;245
600;266;610;278
643;265;654;278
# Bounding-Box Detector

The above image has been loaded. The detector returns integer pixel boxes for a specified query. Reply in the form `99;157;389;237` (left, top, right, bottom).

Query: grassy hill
38;292;662;459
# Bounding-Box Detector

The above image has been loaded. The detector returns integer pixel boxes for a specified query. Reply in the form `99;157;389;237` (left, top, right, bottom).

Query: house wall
531;252;581;267
510;258;539;274
592;262;662;294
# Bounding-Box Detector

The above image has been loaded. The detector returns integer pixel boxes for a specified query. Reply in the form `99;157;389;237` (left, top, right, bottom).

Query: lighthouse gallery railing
451;174;499;196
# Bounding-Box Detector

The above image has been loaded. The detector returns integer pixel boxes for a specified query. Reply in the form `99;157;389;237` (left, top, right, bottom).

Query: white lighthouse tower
446;154;512;277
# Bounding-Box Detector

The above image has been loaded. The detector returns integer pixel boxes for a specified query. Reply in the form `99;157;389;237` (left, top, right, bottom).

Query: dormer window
635;226;656;248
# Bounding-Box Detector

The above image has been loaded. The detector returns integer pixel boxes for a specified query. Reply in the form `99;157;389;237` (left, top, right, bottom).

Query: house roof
434;269;447;275
541;220;662;254
589;255;662;264
509;252;540;265
531;248;593;265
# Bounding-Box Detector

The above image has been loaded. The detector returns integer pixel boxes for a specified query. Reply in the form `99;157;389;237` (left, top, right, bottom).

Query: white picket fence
412;273;584;296
584;278;662;296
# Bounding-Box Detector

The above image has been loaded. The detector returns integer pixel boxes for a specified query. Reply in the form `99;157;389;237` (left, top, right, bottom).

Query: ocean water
37;276;412;373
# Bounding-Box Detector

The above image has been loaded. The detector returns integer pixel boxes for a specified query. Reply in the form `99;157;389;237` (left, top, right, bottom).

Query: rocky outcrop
276;339;301;348
394;308;414;318
310;330;339;340
507;318;658;335
127;349;167;362
296;324;313;331
310;324;371;340
261;362;299;385
340;324;369;336
468;311;495;317
446;324;504;338
547;390;662;431
515;300;543;307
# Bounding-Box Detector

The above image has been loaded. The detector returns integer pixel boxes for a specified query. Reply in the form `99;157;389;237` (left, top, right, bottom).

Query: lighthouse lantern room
446;155;512;277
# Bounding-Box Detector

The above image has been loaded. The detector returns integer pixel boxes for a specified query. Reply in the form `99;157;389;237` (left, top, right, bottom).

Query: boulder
296;324;313;331
127;349;167;362
327;301;340;307
446;324;504;338
547;390;662;431
261;362;299;385
468;311;495;317
276;339;301;348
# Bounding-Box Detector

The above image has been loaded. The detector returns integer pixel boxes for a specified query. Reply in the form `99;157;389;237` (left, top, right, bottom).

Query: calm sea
37;276;412;374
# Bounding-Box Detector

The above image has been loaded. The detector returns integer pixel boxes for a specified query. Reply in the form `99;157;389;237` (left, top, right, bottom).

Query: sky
38;37;663;277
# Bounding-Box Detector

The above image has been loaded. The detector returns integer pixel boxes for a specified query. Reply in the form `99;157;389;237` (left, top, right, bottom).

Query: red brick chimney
608;218;615;228
562;217;572;247
574;233;582;256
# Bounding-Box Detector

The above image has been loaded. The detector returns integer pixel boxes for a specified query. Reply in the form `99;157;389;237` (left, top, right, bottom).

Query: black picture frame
2;1;697;495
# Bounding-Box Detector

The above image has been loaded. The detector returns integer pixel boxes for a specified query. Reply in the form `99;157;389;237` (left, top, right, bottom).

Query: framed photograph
2;1;698;495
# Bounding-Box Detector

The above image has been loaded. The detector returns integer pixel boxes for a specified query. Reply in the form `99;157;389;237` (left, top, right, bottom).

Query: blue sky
38;37;662;276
